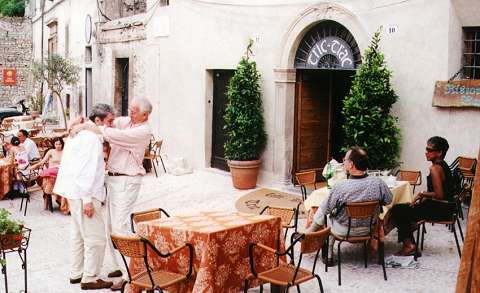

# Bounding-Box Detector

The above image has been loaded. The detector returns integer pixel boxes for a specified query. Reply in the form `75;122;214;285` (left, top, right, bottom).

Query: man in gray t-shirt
308;147;393;261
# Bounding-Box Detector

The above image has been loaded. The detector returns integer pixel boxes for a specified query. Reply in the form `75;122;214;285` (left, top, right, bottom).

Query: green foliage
342;28;401;169
32;54;79;127
0;208;22;236
223;41;267;161
0;0;26;17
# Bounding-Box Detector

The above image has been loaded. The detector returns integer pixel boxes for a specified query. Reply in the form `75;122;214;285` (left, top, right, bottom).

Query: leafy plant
0;0;26;17
341;28;400;169
32;54;80;127
0;208;22;236
223;39;267;161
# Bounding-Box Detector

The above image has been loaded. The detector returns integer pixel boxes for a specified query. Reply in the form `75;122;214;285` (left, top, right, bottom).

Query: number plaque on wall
433;79;480;108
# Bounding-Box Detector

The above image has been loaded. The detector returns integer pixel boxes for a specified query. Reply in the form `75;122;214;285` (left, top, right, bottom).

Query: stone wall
0;17;32;107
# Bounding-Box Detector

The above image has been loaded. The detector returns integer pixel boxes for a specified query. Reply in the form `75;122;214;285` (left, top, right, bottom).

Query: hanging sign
2;68;16;85
306;36;355;69
433;80;480;108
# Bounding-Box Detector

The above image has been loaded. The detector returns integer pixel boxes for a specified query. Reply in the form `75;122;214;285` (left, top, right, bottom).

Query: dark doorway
211;70;235;171
293;69;354;174
115;58;129;116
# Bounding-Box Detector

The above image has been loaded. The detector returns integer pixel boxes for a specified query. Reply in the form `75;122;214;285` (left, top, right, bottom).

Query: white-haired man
54;103;115;290
102;98;153;290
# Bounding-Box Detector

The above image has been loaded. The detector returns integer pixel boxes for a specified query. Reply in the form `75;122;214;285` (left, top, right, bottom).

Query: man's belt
108;171;129;176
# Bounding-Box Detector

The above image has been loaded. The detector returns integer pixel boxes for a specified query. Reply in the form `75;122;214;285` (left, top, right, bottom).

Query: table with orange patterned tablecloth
126;211;285;293
0;160;13;200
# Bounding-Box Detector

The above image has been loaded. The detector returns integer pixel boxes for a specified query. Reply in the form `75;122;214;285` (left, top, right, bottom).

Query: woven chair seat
331;232;372;243
131;270;187;289
257;264;313;286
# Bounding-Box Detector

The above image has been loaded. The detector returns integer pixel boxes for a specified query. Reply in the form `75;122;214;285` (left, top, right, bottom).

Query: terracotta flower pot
227;160;262;190
0;232;23;250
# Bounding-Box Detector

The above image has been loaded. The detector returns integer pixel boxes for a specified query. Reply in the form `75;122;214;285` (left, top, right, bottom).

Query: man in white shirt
53;103;115;290
17;129;40;161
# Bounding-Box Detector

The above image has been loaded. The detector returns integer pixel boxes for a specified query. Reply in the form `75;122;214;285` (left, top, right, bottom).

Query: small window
85;46;92;63
463;27;480;79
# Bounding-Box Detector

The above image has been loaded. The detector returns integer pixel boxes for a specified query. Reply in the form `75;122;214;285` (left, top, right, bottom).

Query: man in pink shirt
102;98;153;290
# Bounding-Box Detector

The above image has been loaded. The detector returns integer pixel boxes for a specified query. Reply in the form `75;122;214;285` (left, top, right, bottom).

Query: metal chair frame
415;200;464;259
130;208;170;233
259;202;300;241
331;200;387;286
14;168;41;216
111;235;193;293
146;140;166;177
244;227;330;293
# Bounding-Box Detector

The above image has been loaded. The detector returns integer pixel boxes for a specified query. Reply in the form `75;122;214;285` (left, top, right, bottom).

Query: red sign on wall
3;68;17;85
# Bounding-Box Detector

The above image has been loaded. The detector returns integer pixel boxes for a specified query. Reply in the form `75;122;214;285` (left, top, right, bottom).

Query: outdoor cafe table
0;159;13;200
304;180;413;235
126;211;284;293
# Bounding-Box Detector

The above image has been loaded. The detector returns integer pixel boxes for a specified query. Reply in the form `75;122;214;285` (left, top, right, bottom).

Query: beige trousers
104;175;142;279
69;198;106;283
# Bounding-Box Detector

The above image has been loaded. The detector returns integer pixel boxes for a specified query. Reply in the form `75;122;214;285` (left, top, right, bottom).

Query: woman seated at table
4;136;31;195
391;136;454;256
30;137;69;214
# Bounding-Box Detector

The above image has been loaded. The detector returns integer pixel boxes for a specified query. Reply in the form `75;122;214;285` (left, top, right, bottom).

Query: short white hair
131;98;152;114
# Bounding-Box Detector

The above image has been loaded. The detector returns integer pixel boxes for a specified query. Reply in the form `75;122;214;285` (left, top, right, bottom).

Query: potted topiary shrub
0;208;24;251
224;40;267;189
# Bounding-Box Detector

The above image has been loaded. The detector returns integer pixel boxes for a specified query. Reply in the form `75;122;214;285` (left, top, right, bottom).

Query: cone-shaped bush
342;28;400;169
224;54;267;161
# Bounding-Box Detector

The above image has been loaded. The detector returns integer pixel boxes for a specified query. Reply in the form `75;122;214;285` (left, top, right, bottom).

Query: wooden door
211;70;235;171
293;70;354;174
294;70;332;173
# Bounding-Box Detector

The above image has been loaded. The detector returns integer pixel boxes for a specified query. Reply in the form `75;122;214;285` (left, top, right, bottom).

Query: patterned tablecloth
126;211;284;293
0;160;13;200
304;180;413;229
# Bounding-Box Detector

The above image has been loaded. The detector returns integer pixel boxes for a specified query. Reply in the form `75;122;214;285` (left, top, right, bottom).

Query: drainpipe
40;0;46;96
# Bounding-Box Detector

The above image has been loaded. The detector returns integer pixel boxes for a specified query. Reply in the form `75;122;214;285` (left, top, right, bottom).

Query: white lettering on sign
306;36;354;69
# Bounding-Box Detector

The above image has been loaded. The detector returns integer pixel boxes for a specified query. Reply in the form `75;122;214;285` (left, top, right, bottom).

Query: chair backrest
345;200;380;219
131;208;170;233
458;156;476;172
111;234;146;258
300;227;331;254
261;206;295;226
295;170;316;186
152;139;163;155
396;170;422;186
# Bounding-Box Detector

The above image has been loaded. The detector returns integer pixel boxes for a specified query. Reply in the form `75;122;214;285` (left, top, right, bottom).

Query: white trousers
104;175;142;278
70;198;106;283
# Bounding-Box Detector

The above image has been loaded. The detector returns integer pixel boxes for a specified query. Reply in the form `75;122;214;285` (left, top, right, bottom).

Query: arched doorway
293;20;361;175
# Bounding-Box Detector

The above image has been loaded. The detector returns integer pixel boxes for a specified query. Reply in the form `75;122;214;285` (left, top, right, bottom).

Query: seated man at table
17;129;40;162
307;146;393;264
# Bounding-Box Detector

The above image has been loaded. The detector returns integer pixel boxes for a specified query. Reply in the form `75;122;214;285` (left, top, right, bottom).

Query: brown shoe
80;279;113;290
110;280;127;291
107;270;122;278
70;277;82;284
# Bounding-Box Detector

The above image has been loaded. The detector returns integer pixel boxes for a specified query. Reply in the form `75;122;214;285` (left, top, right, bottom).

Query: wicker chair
131;208;170;233
331;200;386;286
110;234;193;293
15;167;42;216
415;200;463;259
396;170;422;193
294;170;317;201
244;227;330;293
260;203;300;241
144;140;166;177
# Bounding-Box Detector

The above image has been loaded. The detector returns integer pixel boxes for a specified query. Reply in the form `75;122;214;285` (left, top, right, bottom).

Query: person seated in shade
17;129;40;162
391;136;454;256
30;137;69;214
307;146;393;264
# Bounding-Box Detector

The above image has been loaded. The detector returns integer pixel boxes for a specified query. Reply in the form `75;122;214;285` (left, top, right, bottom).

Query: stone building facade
0;17;33;107
31;0;480;186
